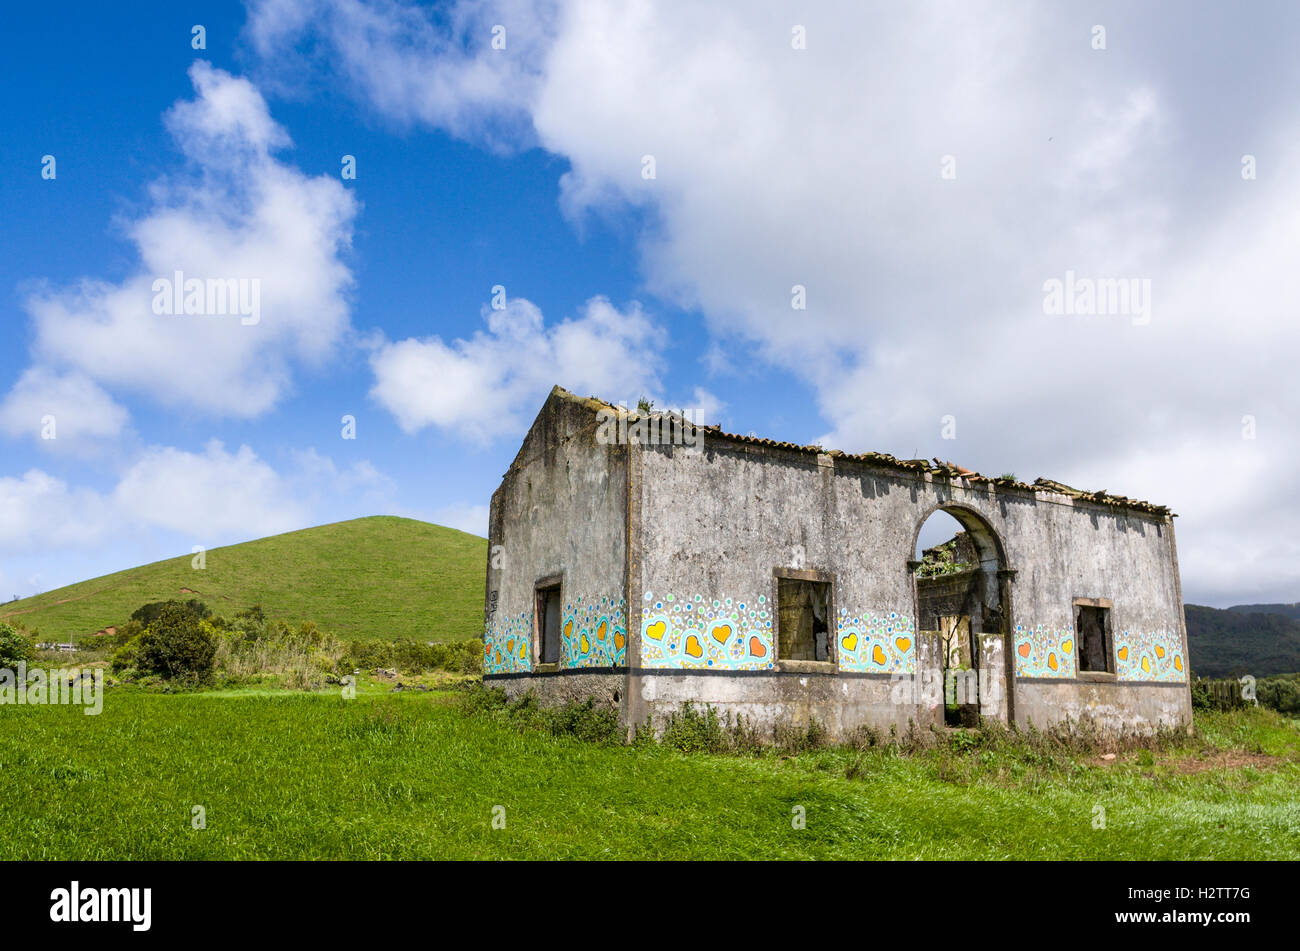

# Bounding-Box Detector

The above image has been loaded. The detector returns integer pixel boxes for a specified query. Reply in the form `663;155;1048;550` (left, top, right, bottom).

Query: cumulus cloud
250;0;1300;603
245;0;557;146
368;295;666;440
0;442;393;568
111;442;312;540
430;502;490;536
0;471;115;554
13;61;357;420
0;368;129;446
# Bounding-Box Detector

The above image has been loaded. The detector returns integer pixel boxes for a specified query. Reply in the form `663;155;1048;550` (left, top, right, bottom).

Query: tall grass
1;689;1295;860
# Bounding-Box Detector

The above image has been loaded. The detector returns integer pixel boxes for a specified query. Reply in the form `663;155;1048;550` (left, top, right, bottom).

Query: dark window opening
536;583;561;664
1076;604;1111;673
777;578;830;661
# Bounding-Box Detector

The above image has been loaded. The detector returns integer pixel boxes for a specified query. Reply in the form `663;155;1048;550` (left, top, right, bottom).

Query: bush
343;638;482;675
0;622;35;669
455;683;623;743
129;599;211;627
111;638;139;673
661;702;729;754
1256;676;1300;716
101;621;141;654
543;698;622;744
1191;677;1252;713
135;605;217;683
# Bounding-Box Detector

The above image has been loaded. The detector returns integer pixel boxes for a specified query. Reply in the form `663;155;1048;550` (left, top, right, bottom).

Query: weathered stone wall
484;393;629;674
630;432;1190;734
485;392;1192;738
917;567;981;633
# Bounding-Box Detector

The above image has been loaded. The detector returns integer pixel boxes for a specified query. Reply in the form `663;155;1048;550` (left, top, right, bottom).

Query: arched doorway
910;505;1012;726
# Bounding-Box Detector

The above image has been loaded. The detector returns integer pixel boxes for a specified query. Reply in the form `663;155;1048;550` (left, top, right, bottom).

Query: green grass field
2;685;1297;860
0;516;485;643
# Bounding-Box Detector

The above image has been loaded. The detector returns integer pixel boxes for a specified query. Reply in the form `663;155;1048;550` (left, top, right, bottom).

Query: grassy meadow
2;682;1297;860
0;517;486;644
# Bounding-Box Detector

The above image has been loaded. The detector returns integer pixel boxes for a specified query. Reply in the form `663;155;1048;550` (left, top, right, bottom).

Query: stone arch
909;502;1014;725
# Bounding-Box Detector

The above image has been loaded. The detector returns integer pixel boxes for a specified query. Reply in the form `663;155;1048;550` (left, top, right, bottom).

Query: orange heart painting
712;624;732;644
684;635;703;658
1017;643;1031;658
749;636;767;658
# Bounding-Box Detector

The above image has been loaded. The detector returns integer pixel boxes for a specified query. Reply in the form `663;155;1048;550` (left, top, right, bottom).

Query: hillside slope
1228;602;1300;621
0;517;485;643
1185;604;1300;678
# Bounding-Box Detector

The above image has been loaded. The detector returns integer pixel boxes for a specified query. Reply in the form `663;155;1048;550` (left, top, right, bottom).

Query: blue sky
2;1;1299;607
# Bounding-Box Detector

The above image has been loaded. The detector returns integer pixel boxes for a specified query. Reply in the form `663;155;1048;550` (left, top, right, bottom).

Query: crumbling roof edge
545;385;1176;518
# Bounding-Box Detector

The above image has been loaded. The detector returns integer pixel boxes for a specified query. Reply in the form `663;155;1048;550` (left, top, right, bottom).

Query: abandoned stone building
483;386;1192;737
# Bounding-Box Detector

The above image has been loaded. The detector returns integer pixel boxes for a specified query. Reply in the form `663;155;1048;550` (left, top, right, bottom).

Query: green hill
1185;604;1300;678
0;516;486;643
1228;602;1300;621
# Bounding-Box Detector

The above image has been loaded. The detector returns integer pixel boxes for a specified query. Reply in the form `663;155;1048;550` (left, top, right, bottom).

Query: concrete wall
483;393;629;674
628;433;1190;735
484;394;1192;738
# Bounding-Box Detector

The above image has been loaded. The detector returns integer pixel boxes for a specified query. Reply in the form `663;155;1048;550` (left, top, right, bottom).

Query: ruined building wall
484;394;629;676
483;392;1191;737
629;433;1190;733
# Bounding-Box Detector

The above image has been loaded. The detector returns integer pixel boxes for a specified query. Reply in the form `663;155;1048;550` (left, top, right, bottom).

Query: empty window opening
777;578;830;661
536;583;562;665
1076;604;1111;673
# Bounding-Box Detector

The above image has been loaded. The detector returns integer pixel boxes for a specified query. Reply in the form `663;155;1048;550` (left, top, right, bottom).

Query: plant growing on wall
915;538;975;579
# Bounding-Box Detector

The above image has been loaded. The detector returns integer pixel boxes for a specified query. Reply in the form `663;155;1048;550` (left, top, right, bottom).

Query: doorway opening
913;507;1008;726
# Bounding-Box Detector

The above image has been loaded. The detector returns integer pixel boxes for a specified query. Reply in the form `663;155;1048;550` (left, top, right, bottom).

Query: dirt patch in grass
1091;749;1278;773
1169;750;1279;774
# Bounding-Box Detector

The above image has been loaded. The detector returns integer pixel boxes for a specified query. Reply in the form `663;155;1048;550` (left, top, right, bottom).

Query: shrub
101;621;141;654
111;638;139;673
1256;676;1300;716
661;702;728;754
774;716;829;754
544;698;622;745
135;605;217;683
1191;678;1251;713
0;622;35;669
129;599;211;627
343;638;482;675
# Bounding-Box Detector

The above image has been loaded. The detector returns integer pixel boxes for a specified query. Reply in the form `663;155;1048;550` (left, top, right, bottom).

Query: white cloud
0;442;395;568
368;295;665;440
111;441;312;540
430;502;490;536
0;470;114;554
14;61;357;420
245;0;556;146
0;368;128;446
254;0;1300;603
